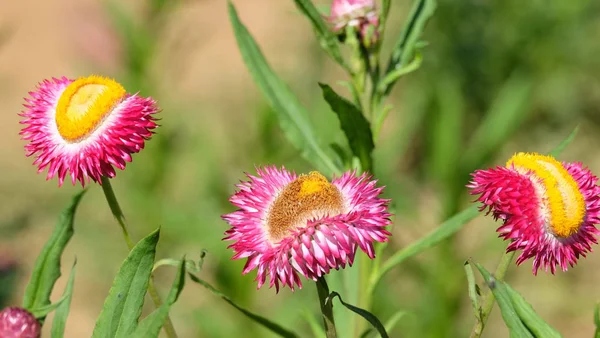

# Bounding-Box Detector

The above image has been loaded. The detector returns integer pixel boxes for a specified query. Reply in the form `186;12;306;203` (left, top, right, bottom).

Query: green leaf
379;53;422;90
29;294;68;319
51;260;77;338
464;261;481;322
92;229;160;338
188;273;298;338
504;283;562;338
549;126;579;158
132;256;186;338
228;2;341;177
319;83;374;172
290;0;347;69
383;0;436;95
370;205;479;293
22;190;86;323
328;292;389;338
473;263;534;338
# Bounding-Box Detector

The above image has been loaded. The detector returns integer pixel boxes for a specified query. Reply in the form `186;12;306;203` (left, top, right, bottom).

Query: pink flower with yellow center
20;75;159;187
468;152;600;274
0;307;40;338
222;167;392;291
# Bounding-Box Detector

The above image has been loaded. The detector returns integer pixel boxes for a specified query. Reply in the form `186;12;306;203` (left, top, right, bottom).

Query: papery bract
222;167;392;291
468;152;600;274
20;75;159;187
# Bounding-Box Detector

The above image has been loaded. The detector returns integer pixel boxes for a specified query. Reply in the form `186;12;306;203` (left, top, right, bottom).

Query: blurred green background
1;0;600;337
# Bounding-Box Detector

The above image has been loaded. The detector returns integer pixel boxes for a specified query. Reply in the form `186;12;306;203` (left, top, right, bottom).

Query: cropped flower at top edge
468;152;600;274
19;75;159;187
328;0;379;46
222;166;392;291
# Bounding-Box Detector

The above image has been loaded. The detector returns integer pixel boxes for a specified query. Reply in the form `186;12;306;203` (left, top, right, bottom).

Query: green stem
316;277;338;338
469;249;516;338
100;176;178;338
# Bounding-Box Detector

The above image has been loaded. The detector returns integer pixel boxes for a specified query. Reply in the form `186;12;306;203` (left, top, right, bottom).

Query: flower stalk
316;277;338;338
100;176;178;338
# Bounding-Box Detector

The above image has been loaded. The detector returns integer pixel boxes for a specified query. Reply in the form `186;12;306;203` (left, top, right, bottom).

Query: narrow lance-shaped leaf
463;261;481;323
320;83;374;172
51;259;77;338
290;0;347;70
505;284;562;338
228;1;341;176
383;0;436;95
132;256;186;338
328;292;389;338
188;273;298;338
22;190;86;323
473;263;533;338
92;229;160;338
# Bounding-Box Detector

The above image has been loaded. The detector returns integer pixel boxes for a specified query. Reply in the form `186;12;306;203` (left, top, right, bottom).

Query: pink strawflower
0;307;40;338
468;152;600;274
328;0;379;46
20;75;159;187
222;167;392;291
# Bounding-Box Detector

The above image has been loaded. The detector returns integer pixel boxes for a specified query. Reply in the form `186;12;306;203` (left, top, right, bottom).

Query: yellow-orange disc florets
507;152;586;238
55;75;126;142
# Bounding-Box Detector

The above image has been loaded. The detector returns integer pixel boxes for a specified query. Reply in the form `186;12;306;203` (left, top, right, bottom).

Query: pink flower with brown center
0;307;40;338
222;167;392;291
20;75;159;187
468;152;600;274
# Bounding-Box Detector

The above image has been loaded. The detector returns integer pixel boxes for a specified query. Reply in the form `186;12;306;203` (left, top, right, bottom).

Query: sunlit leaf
473;263;533;338
228;1;342;176
132;257;186;338
51;260;77;338
92;229;160;338
464;261;481;322
22;190;86;323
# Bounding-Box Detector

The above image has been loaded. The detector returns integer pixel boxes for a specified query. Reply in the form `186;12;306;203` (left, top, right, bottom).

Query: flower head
222;167;392;291
0;307;40;338
328;0;379;47
468;152;600;274
20;75;159;187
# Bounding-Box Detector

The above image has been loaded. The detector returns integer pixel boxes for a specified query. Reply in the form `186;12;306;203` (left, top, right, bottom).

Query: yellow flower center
507;152;585;238
266;172;344;243
55;75;126;142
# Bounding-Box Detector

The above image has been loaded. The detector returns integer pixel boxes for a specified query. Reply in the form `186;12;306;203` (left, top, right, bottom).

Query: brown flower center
266;172;344;243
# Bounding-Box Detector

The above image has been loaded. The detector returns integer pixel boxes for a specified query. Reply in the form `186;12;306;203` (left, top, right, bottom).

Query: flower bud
0;307;41;338
328;0;379;47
